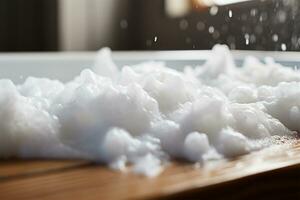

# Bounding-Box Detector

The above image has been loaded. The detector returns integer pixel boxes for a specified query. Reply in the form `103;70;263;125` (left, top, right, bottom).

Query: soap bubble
209;6;219;16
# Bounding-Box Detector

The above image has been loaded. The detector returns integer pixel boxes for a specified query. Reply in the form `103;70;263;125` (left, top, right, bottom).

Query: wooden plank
1;142;300;200
0;160;90;181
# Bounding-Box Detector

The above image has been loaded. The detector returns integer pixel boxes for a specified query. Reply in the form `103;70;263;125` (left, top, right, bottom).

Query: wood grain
0;160;89;181
1;143;300;200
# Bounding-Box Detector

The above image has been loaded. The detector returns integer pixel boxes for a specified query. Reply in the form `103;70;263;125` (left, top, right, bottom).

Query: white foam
0;45;298;177
184;132;210;162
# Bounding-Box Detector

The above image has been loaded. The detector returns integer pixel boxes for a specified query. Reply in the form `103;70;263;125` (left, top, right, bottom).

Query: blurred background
0;0;299;52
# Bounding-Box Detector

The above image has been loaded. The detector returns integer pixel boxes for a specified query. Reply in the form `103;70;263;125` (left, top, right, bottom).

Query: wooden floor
1;143;300;200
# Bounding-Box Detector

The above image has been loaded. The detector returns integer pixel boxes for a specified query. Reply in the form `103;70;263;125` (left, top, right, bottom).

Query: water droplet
179;19;189;30
272;34;279;42
196;21;205;31
260;12;268;22
229;10;233;18
245;39;249;45
250;34;256;43
209;6;218;16
281;43;287;51
250;9;257;17
291;36;298;44
245;34;250;45
208;26;215;34
120;19;128;29
277;10;287;23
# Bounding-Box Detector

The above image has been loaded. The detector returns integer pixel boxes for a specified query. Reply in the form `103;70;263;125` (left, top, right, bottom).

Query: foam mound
0;45;298;177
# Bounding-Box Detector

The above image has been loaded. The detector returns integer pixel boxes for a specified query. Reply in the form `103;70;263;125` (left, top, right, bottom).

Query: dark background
0;0;58;51
0;0;299;51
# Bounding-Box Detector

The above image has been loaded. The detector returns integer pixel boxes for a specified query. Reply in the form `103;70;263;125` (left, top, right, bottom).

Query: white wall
59;0;127;51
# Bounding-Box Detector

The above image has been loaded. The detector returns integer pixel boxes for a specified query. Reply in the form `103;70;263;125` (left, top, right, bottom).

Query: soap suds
0;44;299;177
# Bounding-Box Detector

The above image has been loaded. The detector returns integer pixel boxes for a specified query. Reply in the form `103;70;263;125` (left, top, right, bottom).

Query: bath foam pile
0;45;299;177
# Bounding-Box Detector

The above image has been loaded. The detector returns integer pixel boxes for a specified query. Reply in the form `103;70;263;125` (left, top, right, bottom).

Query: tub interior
0;50;300;84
